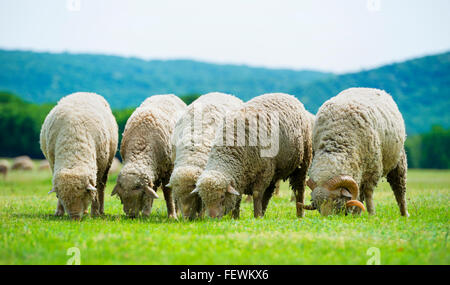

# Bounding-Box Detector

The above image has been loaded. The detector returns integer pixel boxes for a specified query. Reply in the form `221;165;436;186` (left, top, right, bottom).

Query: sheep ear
48;187;56;195
111;185;119;196
86;184;97;192
144;185;159;199
341;189;352;198
165;183;172;189
227;184;240;196
190;188;199;195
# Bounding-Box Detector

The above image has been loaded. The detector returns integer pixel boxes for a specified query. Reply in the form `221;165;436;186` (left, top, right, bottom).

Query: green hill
0;49;329;107
291;52;450;134
0;49;449;135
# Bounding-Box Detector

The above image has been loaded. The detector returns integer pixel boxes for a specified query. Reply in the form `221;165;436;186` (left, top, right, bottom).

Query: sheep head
195;170;240;219
303;175;365;216
112;168;158;218
168;166;203;220
51;169;97;220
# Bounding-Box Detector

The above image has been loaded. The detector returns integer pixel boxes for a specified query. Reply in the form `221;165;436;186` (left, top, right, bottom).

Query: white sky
0;0;449;73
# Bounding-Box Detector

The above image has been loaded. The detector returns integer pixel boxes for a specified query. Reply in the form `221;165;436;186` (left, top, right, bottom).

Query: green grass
0;162;448;265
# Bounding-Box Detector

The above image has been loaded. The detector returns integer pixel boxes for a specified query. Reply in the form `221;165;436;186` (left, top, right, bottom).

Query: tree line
0;91;448;169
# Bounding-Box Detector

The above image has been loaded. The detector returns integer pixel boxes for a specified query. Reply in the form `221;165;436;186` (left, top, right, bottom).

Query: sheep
300;87;409;217
111;94;186;218
40;92;118;220
166;92;243;219
38;160;50;171
193;93;313;218
108;157;122;174
0;159;8;178
11;156;33;171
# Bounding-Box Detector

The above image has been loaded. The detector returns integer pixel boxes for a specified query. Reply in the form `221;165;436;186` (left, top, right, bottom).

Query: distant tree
418;125;450;169
179;93;200;105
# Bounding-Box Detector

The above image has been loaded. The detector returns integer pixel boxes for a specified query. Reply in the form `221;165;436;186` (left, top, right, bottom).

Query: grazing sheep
38;160;50;171
108;157;122;174
11;156;33;171
40;92;118;220
111;95;186;218
0;159;8;178
167;92;243;219
194;93;313;218
300;88;409;217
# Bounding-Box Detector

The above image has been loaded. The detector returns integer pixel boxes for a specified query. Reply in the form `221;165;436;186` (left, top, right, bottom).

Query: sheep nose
208;208;219;218
70;214;82;221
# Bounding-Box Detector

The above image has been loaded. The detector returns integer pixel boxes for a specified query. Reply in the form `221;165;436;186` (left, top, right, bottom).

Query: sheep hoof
168;213;178;220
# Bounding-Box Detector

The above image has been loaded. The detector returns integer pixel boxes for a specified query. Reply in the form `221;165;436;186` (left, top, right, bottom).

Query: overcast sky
0;0;449;73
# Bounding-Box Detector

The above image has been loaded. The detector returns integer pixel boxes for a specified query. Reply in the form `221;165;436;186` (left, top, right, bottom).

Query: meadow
0;160;448;265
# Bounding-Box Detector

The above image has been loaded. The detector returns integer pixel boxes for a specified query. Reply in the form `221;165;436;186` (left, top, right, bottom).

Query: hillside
0;49;329;107
0;49;449;134
291;52;450;134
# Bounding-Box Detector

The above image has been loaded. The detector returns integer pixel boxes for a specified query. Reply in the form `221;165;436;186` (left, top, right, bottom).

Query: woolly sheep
167;92;243;219
301;88;409;217
40;92;118;220
38;160;50;171
194;93;313;218
111;95;186;218
0;159;8;178
11;156;33;171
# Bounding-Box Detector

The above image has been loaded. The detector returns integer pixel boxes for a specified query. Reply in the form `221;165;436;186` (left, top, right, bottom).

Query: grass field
0;161;448;265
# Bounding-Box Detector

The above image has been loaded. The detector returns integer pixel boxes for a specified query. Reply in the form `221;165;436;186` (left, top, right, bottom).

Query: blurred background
0;0;449;169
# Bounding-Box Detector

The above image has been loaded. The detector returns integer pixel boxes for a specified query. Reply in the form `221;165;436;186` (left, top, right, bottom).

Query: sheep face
307;176;365;216
53;170;96;220
310;186;351;216
196;171;239;218
169;167;202;219
173;183;202;219
112;171;158;218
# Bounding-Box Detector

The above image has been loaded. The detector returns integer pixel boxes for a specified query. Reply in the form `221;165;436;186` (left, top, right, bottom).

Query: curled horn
324;175;359;200
325;175;365;212
306;178;317;190
346;200;366;211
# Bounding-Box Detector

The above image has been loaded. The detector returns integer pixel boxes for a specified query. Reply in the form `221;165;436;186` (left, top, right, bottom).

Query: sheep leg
91;173;106;216
252;176;272;218
252;191;263;218
387;149;409;217
55;199;65;216
290;166;308;218
273;180;280;196
98;171;109;215
364;189;376;215
91;182;104;217
231;196;242;219
163;186;177;219
261;182;276;216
